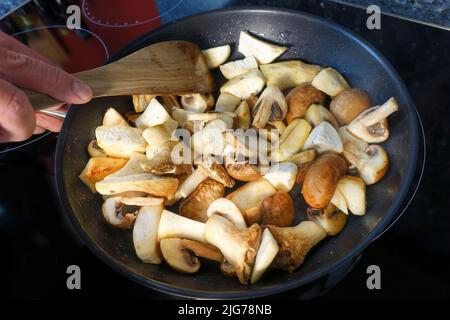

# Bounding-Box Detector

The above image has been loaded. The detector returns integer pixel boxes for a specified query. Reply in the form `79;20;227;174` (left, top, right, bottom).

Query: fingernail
73;80;92;101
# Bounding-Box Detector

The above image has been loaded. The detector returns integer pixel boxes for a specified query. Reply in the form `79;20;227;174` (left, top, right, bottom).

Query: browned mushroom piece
225;162;263;182
261;191;295;227
330;88;372;126
251;85;288;129
307;203;348;236
285;84;327;123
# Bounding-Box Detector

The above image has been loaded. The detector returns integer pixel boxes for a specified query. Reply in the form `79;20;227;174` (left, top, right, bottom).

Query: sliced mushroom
269;120;286;135
330;88;372;126
160;238;201;273
180;93;215;113
202;44;231;69
220;69;265;99
215;92;241;113
261;191;295;227
238;31;287;64
268;221;327;272
260;60;322;90
226;178;277;225
302;121;343;154
87;140;107;158
246;94;259;110
158;209;206;243
286;149;316;167
250;228;279;284
142;124;171;146
225;162;263;182
330;187;348;214
191;121;226;159
251;85;288;129
103;108;129;127
234;101;251;129
347;97;399;143
179;168;209;198
198;163;235;188
132;94;154;113
304;104;338;128
311;67;350;97
336;175;366;215
180;178;225;222
271;118;312;162
159;95;180;112
146;140;179;166
133;204;164;263
79;157;128;193
285;84;327;124
338;126;369;151
95;125;147;158
105;152;147;178
141;162;193;176
206;198;247;230
181;239;223;262
135;97;178;130
220;56;259;79
205;214;262;284
263;162;298;192
307;204;348;236
343;143;388;185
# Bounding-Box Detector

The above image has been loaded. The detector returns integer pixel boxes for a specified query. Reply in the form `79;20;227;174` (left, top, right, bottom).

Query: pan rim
56;6;419;299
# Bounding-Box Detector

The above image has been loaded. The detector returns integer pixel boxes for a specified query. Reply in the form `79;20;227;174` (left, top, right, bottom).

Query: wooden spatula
26;41;215;111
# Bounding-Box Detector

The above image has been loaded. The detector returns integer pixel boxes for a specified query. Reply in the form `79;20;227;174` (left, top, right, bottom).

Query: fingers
0;47;93;105
0;78;36;143
35;113;63;132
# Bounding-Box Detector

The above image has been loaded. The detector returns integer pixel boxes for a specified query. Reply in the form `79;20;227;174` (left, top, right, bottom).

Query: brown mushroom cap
330;88;372;126
261;191;295;227
285;84;327;123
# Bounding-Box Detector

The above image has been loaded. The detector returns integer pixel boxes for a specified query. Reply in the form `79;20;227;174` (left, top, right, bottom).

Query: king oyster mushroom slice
102;108;129;127
102;196;164;229
215;92;242;113
191;119;227;159
202;44;231;69
343;142;389;185
220;56;259;80
135;97;178;131
95;125;147;159
271;118;312;162
141;162;193;176
87;140;107;158
234;101;251;129
336;175;366;216
286;149;316;167
158;209;206;243
302;121;343;154
225;161;263;182
330;187;348;214
198;163;235;188
347;97;399;143
133;204;164;264
251;85;288;129
180;93;215;113
220;69;266;100
311;67;350;97
304;104;339;129
260;60;322;90
307;203;348;236
250;228;279;284
263;162;298;192
206;198;247;230
180;178;225;223
268;221;327;272
238;31;287;64
79;157;128;193
205;214;262;284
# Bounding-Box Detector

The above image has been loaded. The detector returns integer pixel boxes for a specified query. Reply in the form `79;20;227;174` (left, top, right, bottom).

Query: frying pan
55;7;419;299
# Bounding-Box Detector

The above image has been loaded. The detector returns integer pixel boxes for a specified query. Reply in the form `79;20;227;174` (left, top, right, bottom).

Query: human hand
0;32;93;143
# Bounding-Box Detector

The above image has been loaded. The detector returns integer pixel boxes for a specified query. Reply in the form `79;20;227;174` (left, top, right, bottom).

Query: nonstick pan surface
56;7;419;299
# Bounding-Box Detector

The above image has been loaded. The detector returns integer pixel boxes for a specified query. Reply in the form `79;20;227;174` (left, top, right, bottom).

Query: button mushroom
302;121;343;154
261;191;295;227
250;228;279;284
251;85;288;129
238;31;287;64
204;214;262;284
268;221;327;272
206;198;247;230
260;60;322;90
158;209;206;243
304;104;339;129
307;204;348;236
311;67;350;97
180;93;215;113
347;97;399;143
330;88;372;126
220;56;259;80
133;204;164;263
201;44;231;69
285;84;327;124
220;69;265;100
263;162;298;192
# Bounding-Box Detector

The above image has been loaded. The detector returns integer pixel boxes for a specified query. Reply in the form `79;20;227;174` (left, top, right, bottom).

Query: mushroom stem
360;98;398;127
158;210;206;243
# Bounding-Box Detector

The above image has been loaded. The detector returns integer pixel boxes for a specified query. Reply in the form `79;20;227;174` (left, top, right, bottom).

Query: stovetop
1;0;449;300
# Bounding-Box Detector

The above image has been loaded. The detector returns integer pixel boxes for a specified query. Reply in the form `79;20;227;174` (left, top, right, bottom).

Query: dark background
0;0;449;300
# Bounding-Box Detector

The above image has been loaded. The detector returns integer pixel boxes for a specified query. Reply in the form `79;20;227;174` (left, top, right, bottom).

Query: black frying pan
55;7;419;299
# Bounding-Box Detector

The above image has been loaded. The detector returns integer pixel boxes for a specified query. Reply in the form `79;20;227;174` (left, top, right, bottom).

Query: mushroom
343;142;389;185
271;118;312;162
330;187;348;214
251;85;288;129
102;196;164;229
135;98;178;131
338;126;369;151
261;191;295;227
180;178;225;222
285;84;327;123
179;168;209;198
260;60;322;90
180;93;215;113
191;120;226;160
286;149;316;167
87;140;107;158
102;108;129;127
234;101;251;129
304;104;339;128
250;228;279;284
141;162;193;176
220;69;265;99
268;221;327;272
347;97;399;143
202;44;231;69
302;121;343;154
302;153;347;209
311;67;350;97
263;162;298;192
336;175;366;215
206;198;247;230
204;214;262;284
295;161;314;185
307;204;348;236
181;239;223;262
245;94;259;110
142;124;171;146
197;163;235;188
79;157;128;193
133;204;164;263
159;95;180;111
220;56;259;80
238;31;287;64
226;178;277;225
215;92;241;113
330;88;372;125
146;140;179;166
225;162;263;182
132;94;154;113
158;209;206;243
95;125;147;158
269;120;286;135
